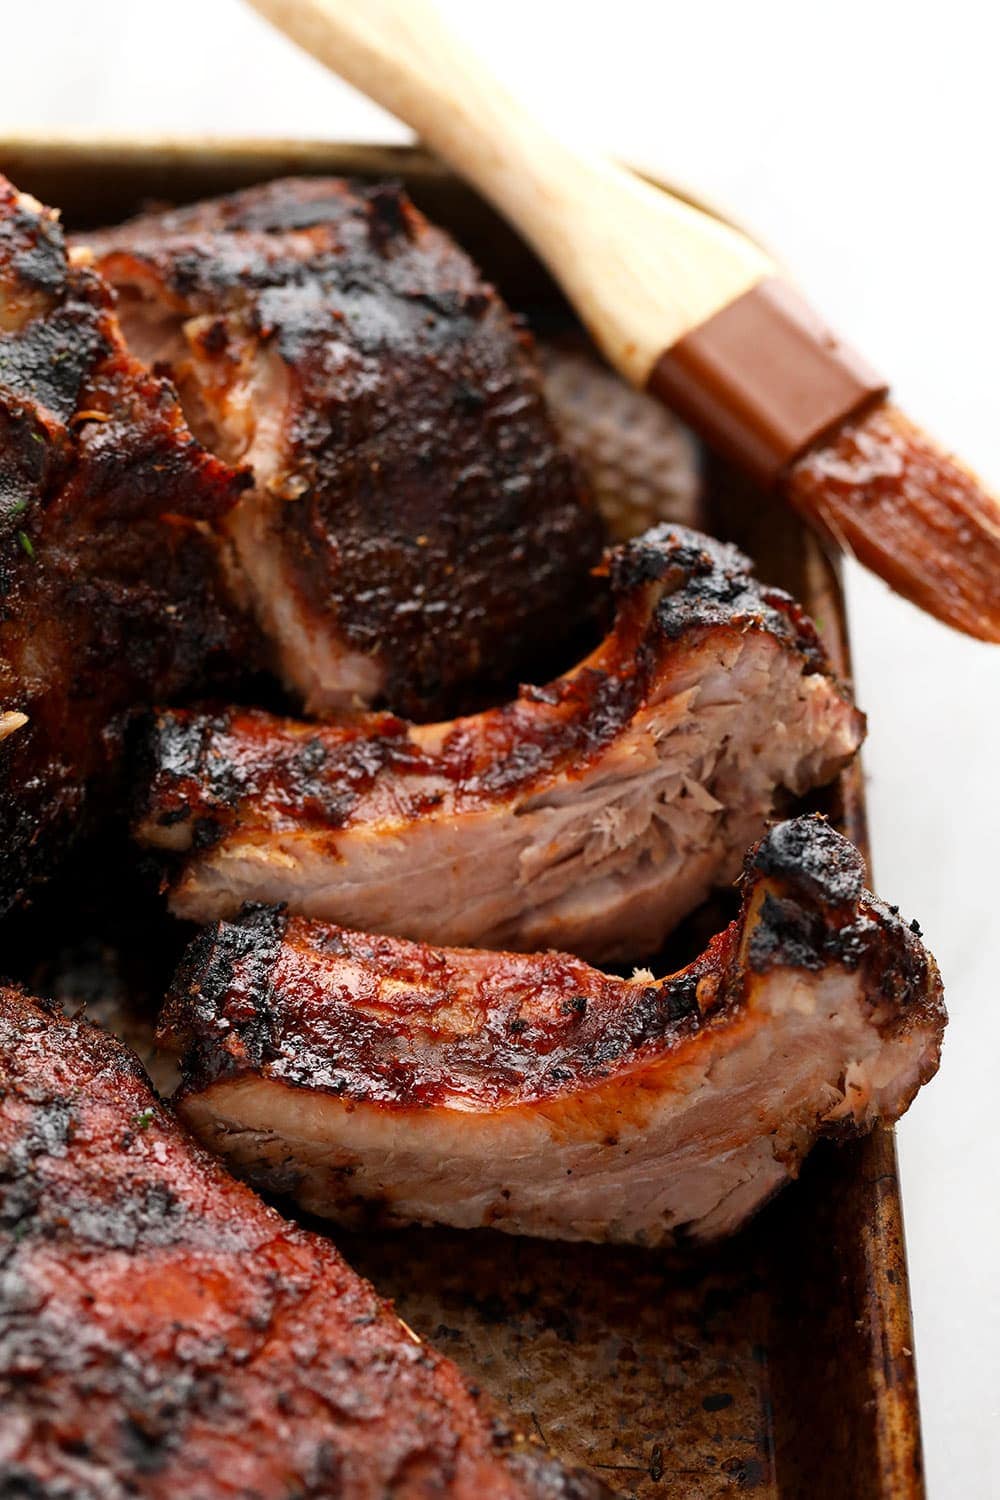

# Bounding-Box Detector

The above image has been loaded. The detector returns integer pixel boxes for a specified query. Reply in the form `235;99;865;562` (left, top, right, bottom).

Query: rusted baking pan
0;135;925;1499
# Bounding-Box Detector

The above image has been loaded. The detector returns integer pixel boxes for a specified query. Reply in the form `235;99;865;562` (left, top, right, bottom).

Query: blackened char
80;176;604;718
135;525;866;963
0;987;612;1499
159;817;945;1246
0;176;256;913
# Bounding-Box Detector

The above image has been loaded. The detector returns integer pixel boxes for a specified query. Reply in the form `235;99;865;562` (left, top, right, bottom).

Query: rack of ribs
135;525;865;962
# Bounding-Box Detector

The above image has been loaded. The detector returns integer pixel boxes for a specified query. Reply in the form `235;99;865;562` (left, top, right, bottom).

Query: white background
2;2;997;1493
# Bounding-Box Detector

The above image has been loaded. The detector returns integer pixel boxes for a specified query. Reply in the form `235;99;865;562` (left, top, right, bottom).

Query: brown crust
81;176;605;717
136;523;848;848
0;986;611;1499
0;176;257;912
161;816;944;1114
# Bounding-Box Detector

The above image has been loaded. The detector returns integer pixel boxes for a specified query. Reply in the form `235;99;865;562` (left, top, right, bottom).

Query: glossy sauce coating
0;988;610;1499
785;401;1000;641
138;525;836;844
163;818;943;1115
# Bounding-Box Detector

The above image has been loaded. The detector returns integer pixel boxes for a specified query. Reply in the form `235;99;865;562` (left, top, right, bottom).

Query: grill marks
0;176;257;913
81;175;605;718
0;989;611;1499
135;525;865;962
158;817;945;1246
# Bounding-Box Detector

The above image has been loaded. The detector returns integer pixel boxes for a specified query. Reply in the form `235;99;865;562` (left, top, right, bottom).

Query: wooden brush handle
247;0;774;387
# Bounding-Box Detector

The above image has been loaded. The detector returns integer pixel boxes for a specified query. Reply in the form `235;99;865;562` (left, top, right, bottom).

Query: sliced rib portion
0;176;253;912
80;176;604;717
136;525;865;962
0;987;610;1499
160;817;944;1247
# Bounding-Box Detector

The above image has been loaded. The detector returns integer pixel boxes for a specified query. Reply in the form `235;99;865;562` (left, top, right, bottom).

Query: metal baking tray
0;135;925;1499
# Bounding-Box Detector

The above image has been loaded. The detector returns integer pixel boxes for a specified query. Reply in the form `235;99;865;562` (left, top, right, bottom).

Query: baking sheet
0;136;925;1499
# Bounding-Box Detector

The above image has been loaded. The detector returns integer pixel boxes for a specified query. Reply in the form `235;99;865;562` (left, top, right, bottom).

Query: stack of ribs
0;171;945;1495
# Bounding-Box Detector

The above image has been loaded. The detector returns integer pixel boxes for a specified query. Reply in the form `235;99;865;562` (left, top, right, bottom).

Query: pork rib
0;176;253;912
135;525;865;962
159;817;944;1247
0;987;610;1498
79;176;604;718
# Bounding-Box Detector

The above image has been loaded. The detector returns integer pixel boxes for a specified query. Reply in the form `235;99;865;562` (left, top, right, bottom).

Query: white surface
2;2;997;1492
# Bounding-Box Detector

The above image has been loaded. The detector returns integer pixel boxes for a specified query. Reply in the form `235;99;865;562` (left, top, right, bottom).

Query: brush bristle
783;401;1000;641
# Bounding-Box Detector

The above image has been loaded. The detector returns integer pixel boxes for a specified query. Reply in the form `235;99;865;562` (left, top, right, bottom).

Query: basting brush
248;0;1000;641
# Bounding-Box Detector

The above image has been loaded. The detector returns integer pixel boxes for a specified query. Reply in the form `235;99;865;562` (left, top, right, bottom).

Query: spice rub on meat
159;817;944;1247
136;525;865;963
81;176;604;718
0;177;254;913
0;987;611;1499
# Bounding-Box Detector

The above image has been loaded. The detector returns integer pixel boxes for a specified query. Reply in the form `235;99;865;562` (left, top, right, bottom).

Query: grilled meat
80;176;604;718
0;986;610;1498
136;525;865;963
159;817;944;1247
0;177;254;913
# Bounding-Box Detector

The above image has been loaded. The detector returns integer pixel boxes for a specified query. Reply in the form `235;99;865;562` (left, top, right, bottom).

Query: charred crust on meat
136;706;425;843
745;819;936;1018
0;994;198;1249
162;904;289;1077
164;921;721;1108
0;300;111;422
132;709;243;843
746;890;874;974
0;175;260;911
136;523;854;865
611;524;827;670
0;987;614;1497
162;817;942;1112
0;180;66;298
747;814;866;906
80;176;605;718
